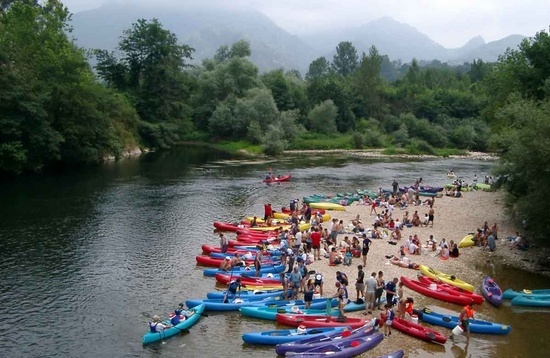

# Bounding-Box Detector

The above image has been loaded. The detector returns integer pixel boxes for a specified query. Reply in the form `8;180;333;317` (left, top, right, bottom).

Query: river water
0;146;547;358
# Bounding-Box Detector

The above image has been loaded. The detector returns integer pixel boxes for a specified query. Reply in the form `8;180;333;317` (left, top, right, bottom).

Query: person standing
254;249;263;277
392;179;399;197
365;272;377;314
289;266;302;299
361;233;371;266
336;271;349;287
385;277;398;307
219;233;228;253
304;279;315;309
374;271;385;310
355;265;365;302
383;303;395;337
264;203;273;221
311;228;322;261
452;302;475;342
428;205;435;228
332;281;348;318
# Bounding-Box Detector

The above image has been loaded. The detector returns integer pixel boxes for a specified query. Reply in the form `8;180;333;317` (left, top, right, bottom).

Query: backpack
388;309;395;320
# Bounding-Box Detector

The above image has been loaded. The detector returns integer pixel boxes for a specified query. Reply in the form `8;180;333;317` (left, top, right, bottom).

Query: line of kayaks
503;288;550;307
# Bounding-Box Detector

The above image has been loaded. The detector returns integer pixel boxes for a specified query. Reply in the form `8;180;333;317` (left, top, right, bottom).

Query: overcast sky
61;0;549;48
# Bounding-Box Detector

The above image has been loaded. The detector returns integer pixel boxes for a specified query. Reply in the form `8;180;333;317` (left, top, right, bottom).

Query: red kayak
392;317;447;344
213;221;244;232
263;174;291;183
237;229;278;237
417;275;484;304
276;313;368;329
400;276;475;306
201;244;274;256
215;273;282;286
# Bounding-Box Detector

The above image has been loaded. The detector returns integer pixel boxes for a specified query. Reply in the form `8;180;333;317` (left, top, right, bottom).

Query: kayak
458;234;476;248
275;322;378;356
242;326;345;345
481;276;503;307
502;288;550;300
343;298;386;312
419;265;474;292
474;183;492;191
417;276;484;304
213;221;246;232
511;294;550;307
141;304;205;345
273;211;332;222
282;207;326;215
240;306;341;321
203;264;286;277
378;350;405;358
284;334;384;358
201;244;260;255
391;317;447;344
401;276;475;306
249;222;311;232
215;273;283;286
276;313;369;329
415;307;512;335
195;255;278;267
263;174;292;183
309;202;346;211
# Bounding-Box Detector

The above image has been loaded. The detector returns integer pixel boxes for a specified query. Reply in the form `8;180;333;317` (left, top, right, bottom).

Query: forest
1;1;550;240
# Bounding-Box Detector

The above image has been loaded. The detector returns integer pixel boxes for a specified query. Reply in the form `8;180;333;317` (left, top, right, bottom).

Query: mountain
70;4;526;74
70;3;317;74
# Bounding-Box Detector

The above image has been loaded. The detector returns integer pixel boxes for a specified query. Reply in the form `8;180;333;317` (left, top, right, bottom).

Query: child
343;247;353;266
383;303;394;336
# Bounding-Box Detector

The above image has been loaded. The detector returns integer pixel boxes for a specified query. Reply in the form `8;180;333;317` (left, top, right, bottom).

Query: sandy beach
304;190;542;357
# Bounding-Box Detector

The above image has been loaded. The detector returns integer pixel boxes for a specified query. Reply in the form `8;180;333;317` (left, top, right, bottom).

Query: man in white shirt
365;272;377;314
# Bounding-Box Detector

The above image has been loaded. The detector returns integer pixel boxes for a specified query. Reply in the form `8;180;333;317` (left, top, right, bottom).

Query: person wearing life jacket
170;303;187;326
314;272;324;296
453;302;475;341
404;297;414;318
149;315;169;333
224;277;242;303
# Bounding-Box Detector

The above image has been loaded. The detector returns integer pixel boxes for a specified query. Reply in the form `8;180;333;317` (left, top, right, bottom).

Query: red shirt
311;232;321;247
264;204;272;217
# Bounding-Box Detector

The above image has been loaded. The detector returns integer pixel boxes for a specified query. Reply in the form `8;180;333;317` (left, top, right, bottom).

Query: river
0;146;547;358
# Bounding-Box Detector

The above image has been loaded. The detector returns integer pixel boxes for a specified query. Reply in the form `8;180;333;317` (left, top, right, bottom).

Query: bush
351;132;365;149
406;139;436;155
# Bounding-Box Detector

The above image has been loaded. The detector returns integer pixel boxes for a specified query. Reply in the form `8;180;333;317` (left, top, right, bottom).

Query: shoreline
302;190;548;356
283;149;498;161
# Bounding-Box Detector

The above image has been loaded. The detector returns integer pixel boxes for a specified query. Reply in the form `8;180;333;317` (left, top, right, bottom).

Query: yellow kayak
273;212;331;222
309;202;346;211
458;234;476;248
419;265;474;292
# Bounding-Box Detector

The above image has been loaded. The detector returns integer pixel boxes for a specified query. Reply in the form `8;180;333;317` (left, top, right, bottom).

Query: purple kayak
481;276;503;307
275;322;377;356
287;333;384;358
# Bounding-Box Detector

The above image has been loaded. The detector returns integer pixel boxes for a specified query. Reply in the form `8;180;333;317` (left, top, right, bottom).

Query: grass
289;133;354;150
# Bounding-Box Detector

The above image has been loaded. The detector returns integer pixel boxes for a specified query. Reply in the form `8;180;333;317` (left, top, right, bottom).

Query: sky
60;0;549;48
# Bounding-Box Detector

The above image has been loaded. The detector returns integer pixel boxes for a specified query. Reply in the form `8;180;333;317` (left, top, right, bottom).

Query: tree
306;57;331;82
352;46;386;119
332;41;358;76
308;100;337;135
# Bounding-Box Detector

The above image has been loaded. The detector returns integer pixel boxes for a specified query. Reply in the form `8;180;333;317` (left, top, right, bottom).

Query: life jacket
149;322;159;333
405;303;413;315
464;305;474;318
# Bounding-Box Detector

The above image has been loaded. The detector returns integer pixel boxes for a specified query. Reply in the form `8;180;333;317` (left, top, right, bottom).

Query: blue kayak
415;308;511;335
203;264;286;277
242;326;346;345
275;321;378;356
207;289;288;300
186;297;337;312
240;306;341;321
502;288;550;300
344;298;386;312
141;304;205;345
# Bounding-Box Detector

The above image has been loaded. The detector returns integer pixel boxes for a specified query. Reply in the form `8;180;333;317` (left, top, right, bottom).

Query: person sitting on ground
391;227;402;242
408;240;420;255
450;243;460;258
230;253;244;268
343;247;353;266
427;235;437;251
329;247;342;265
149;315;170;333
411;211;421;226
398;245;406;259
440;244;450;259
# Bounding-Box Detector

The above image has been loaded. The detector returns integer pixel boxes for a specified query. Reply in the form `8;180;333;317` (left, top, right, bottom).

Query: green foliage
307;100;338;135
306;57;332;81
290;132;353;150
261;124;288;155
332;41;359;77
351;132;365;149
405;139;436;155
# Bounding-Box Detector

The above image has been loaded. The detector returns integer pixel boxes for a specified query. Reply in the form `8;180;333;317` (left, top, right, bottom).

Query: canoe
213;221;246;232
343;298;386;312
418;191;443;198
263;174;292;183
273;211;331;222
284;334;384;358
378;350;405;358
401;276;475;306
275;322;378;356
196;255;278;267
474;183;492;191
242;326;345;345
309;202;346;211
419;265;474;292
201;244;260;255
141;304;205;345
276;313;369;329
417;276;484;304
511;294;550;307
207;289;286;300
458;234;476;248
240;306;341;321
481;276;503;307
502;288;550;300
203;264;286;277
186;296;284;311
391;317;447;344
414;307;512;335
210;251;280;260
249;222;311;232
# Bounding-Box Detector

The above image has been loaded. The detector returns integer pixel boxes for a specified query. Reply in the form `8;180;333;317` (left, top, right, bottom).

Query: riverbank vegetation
1;1;550;240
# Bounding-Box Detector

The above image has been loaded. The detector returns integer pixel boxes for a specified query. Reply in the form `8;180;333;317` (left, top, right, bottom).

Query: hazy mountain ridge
70;4;527;74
